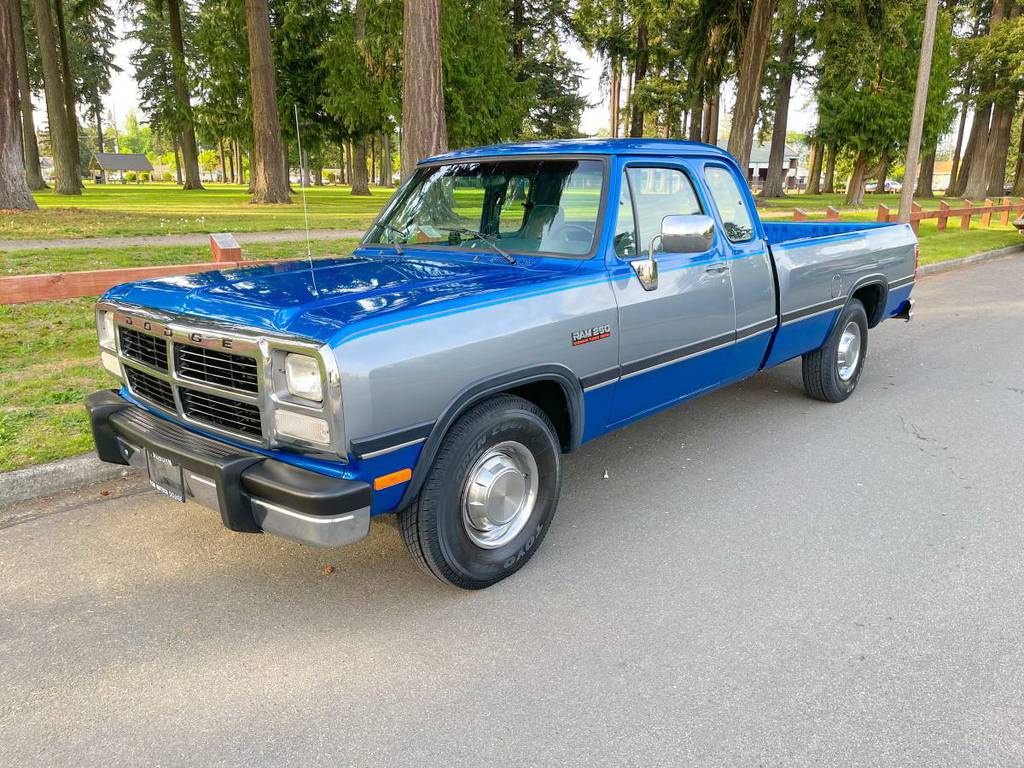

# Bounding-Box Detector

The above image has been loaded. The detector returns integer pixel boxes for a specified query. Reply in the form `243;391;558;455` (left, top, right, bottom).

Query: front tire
398;395;562;589
802;298;869;403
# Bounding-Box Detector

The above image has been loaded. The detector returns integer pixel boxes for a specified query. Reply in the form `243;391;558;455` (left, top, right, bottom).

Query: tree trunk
244;0;290;202
30;0;78;194
916;148;935;198
0;0;38;209
400;0;446;180
345;140;353;185
350;136;370;195
727;0;777;170
708;91;720;145
173;137;182;184
218;139;227;183
246;148;255;193
761;11;796;200
823;145;837;193
53;0;82;189
10;0;45;189
962;103;993;199
844;150;868;206
954;103;987;197
94;100;105;183
1011;125;1024;196
379;132;392;186
609;57;619;138
873;153;890;194
945;102;968;195
687;101;703;142
805;141;822;194
166;0;203;190
628;19;649;137
984;101;1014;196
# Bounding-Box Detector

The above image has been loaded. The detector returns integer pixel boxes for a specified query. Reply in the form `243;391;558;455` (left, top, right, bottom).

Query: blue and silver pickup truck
87;139;916;588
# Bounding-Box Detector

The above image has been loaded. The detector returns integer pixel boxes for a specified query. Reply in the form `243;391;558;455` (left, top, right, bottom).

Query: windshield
365;158;605;258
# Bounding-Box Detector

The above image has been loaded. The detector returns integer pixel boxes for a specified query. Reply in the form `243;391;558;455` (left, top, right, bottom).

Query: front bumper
86;390;370;548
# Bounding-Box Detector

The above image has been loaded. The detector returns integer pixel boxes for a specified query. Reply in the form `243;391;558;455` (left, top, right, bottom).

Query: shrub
326;171;337;184
162;172;173;182
125;172;137;182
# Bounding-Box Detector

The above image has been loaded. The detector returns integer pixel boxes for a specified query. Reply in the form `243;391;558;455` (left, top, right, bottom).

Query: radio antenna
293;104;318;295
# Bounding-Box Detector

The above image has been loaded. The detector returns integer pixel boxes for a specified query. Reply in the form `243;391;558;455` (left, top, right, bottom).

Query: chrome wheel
461;441;539;549
836;321;862;381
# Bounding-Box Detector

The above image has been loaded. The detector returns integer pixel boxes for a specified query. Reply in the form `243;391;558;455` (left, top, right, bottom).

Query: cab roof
422;138;737;165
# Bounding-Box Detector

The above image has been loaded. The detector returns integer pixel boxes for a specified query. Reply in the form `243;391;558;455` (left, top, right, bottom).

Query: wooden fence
789;197;1024;234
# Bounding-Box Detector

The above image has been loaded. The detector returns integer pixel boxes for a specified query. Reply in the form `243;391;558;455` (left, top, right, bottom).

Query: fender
831;273;890;332
395;364;585;510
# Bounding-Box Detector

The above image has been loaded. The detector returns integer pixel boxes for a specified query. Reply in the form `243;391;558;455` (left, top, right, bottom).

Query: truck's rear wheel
802;298;868;403
398;395;561;589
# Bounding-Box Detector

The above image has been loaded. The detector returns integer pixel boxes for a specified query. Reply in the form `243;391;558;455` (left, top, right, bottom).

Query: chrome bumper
87;390;371;548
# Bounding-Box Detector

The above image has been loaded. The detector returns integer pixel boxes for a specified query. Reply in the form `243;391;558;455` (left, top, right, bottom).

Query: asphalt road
2;256;1023;767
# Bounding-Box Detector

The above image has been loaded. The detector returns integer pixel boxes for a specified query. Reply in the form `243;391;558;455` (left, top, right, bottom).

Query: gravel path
0;228;365;252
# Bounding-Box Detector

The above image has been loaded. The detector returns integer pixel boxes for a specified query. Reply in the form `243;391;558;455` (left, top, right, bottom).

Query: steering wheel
546;222;593;246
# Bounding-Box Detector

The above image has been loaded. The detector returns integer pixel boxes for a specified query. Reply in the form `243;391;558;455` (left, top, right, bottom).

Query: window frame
701;162;756;244
613;161;707;262
362;154;611;261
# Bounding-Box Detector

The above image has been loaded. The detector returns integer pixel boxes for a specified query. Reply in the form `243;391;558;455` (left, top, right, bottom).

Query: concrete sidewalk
0;228;365;252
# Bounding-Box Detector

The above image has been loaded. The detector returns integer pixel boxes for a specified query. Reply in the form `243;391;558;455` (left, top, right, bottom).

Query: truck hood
101;247;584;345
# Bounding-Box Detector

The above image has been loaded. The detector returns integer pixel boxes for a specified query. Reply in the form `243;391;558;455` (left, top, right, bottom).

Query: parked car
86;139;917;589
865;179;903;193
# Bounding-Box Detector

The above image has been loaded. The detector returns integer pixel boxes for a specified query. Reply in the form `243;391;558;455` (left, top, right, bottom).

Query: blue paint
762;221;896;246
764;310;839;368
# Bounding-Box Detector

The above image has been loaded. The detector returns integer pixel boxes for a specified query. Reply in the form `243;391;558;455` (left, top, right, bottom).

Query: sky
95;21;818;143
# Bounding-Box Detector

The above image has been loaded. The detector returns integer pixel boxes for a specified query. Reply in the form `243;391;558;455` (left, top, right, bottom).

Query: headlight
97;310;116;349
284;353;323;402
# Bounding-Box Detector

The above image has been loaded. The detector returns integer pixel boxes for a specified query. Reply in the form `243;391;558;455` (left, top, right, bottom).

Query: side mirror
660;214;715;254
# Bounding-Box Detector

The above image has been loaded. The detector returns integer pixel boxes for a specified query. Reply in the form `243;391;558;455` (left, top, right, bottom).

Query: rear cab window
703;166;755;243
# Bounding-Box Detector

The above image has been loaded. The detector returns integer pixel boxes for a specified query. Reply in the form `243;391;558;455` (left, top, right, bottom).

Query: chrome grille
180;387;263;438
174;343;259;393
119;327;169;371
125;367;176;410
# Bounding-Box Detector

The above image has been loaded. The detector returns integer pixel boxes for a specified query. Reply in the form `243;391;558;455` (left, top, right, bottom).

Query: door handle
705;265;729;274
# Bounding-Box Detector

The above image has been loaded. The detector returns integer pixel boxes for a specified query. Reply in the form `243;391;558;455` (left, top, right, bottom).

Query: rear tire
398;395;561;589
802;298;868;403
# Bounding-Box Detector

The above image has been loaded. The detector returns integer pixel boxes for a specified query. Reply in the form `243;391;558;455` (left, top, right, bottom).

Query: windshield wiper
379;223;408;255
437;227;516;264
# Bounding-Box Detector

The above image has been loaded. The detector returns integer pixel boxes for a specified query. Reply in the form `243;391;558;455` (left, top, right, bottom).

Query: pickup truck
86;139;917;589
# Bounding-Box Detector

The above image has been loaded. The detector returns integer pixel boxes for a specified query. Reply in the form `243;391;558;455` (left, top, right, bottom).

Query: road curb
918;242;1024;276
0;452;127;507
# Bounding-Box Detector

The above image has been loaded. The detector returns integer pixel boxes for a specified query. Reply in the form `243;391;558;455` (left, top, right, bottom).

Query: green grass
2;182;393;240
0;239;360;276
0;299;108;471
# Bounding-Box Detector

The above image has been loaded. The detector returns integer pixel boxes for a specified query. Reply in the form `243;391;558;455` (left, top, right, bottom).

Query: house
89;152;154;183
717;139;800;189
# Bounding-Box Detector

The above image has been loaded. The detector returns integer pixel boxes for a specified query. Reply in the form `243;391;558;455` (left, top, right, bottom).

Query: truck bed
762;220;895;247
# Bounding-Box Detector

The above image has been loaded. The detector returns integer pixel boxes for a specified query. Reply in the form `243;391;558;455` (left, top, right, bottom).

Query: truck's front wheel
398;395;561;589
801;298;869;403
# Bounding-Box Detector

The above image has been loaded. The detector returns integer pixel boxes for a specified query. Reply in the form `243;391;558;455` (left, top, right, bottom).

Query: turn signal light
374;468;412;491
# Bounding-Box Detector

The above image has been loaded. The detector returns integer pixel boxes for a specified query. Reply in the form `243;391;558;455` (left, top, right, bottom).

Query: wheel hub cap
461;441;538;549
837;321;862;381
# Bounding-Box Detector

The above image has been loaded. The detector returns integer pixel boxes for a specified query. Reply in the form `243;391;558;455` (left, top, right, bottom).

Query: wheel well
505;380;573;452
852;283;885;327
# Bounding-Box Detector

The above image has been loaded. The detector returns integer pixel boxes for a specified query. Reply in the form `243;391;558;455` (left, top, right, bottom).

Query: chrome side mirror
631;234;661;291
660;214;715;254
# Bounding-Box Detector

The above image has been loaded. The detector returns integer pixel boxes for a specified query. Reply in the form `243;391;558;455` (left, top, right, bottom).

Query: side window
613;171;637;258
626;167;702;255
704;166;754;242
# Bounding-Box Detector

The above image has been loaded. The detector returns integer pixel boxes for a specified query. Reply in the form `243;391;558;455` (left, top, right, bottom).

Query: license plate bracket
146;449;185;503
